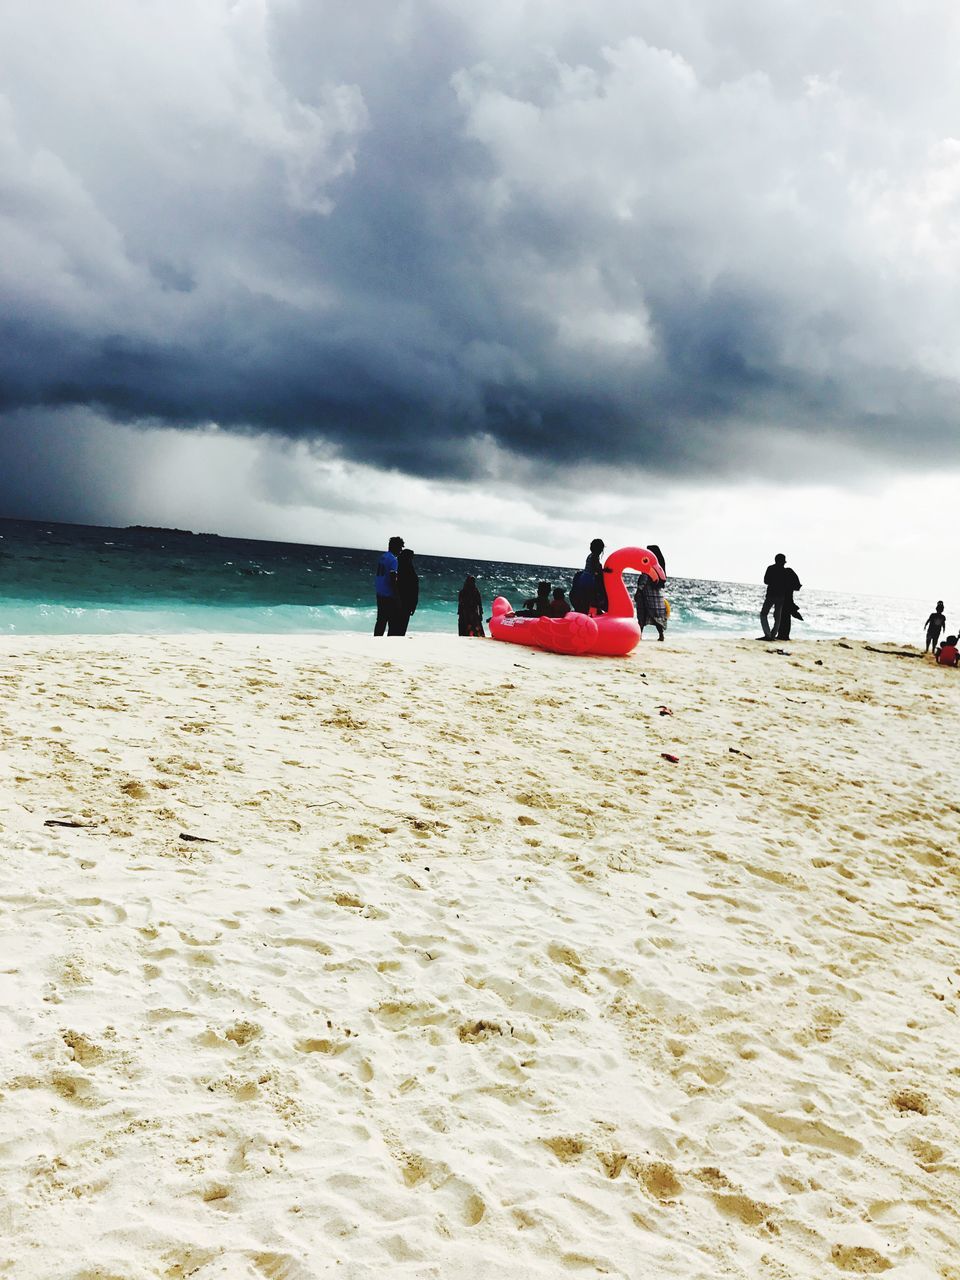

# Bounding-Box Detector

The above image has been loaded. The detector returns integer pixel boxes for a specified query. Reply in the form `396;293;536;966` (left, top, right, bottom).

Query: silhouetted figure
647;543;666;578
760;553;802;640
936;634;959;666
570;538;608;614
518;581;552;617
548;587;571;617
374;536;404;636
394;548;419;636
925;601;947;653
458;575;485;636
635;543;668;642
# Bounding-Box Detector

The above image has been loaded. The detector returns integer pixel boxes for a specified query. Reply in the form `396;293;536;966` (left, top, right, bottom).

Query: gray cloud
2;0;960;494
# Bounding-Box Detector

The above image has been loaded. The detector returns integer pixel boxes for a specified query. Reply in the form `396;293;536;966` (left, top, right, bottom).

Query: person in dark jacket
760;553;803;640
458;575;485;637
394;548;419;635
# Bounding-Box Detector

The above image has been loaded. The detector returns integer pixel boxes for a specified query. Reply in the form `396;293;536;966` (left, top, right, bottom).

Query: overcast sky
2;0;959;594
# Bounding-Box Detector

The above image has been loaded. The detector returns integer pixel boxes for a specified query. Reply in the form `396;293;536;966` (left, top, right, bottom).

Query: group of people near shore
373;540;955;662
373;537;669;639
373;536;419;636
925;602;958;665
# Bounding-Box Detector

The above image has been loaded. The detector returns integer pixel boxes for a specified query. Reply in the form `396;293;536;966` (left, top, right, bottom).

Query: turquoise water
0;517;929;642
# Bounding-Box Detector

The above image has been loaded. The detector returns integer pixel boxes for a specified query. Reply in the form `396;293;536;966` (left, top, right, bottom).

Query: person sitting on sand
548;587;571;617
925;601;947;653
458;575;485;637
936;634;959;666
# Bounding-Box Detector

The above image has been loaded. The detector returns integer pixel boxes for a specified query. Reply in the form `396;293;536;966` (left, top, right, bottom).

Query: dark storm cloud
2;0;960;489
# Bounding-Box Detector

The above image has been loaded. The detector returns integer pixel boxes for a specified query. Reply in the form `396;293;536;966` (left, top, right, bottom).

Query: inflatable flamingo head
604;546;665;582
601;546;666;618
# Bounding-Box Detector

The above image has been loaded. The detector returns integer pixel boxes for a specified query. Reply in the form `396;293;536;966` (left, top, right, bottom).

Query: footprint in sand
890;1088;929;1115
830;1244;892;1273
62;1030;105;1066
250;1252;313;1280
631;1159;683;1202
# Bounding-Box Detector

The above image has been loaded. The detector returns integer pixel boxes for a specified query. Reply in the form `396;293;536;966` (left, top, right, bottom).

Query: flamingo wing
535;613;599;655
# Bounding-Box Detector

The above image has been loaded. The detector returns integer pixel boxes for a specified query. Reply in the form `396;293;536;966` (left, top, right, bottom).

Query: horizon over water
0;516;931;643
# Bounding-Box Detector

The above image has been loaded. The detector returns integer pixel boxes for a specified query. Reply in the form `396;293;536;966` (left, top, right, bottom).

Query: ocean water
0;517;929;643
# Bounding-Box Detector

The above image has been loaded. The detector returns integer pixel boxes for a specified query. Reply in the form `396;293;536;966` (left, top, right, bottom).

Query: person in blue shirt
374;536;404;635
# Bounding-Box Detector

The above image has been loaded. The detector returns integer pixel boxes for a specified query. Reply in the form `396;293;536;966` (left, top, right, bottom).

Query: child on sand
925;602;947;653
936;635;959;667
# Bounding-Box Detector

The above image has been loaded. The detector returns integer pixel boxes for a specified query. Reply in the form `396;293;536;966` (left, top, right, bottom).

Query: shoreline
1;634;958;1276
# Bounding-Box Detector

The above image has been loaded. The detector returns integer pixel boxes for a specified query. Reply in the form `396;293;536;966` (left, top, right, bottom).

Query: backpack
569;570;594;614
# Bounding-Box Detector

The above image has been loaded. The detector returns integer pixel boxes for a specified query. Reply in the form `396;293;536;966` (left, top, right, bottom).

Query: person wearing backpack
570;539;609;614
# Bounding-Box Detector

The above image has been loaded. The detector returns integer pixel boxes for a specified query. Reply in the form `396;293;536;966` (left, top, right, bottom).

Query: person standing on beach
394;548;419;636
925;601;947;653
571;539;608;614
776;558;802;640
635;544;668;641
760;553;801;640
373;536;404;636
457;575;485;636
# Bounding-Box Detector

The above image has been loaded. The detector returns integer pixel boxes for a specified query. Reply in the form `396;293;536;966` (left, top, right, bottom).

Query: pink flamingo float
489;546;666;657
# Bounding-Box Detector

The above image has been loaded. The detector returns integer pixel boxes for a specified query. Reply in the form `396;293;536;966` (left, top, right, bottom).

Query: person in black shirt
394;548;419;635
760;553;803;640
458;576;485;636
548;587;571;617
517;582;552;617
925;601;947;653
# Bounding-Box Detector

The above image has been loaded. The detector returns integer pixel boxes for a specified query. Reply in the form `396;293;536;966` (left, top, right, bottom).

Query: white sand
0;632;958;1279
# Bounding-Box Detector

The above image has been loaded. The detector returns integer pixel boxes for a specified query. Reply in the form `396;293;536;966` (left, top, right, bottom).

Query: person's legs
776;601;792;640
374;595;391;636
386;600;406;635
392;608;410;636
760;595;776;638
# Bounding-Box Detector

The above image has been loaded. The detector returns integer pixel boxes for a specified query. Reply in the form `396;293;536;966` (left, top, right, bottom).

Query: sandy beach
1;632;958;1279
